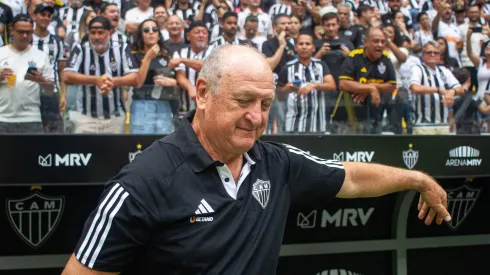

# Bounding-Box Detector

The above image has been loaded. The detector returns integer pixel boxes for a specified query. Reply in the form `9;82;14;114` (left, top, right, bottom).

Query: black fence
0;135;489;275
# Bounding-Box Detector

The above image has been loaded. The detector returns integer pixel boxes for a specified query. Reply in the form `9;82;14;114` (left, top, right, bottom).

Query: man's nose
245;102;263;127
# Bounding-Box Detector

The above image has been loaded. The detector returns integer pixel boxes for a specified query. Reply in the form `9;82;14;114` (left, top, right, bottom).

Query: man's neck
10;43;30;52
441;17;451;24
325;34;339;40
169;35;183;43
298;57;311;66
94;46;109;55
249;6;259;15
360;20;369;28
425;62;436;70
139;5;150;11
191;44;205;54
223;33;235;43
365;51;379;62
469;20;479;26
34;27;49;37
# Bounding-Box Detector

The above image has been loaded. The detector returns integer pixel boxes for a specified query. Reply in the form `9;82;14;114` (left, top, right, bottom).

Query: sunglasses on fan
143;26;159;33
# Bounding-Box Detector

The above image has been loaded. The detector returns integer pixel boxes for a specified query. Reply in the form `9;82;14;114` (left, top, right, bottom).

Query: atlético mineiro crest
252;179;270;209
403;143;419;170
377;62;386;74
6;191;64;249
129;144;143;163
445;183;481;231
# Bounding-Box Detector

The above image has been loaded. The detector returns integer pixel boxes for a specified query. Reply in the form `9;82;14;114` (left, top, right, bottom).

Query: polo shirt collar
177;110;262;172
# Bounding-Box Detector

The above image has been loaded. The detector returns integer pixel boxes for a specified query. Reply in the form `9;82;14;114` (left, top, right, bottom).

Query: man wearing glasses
0;14;55;133
409;40;463;134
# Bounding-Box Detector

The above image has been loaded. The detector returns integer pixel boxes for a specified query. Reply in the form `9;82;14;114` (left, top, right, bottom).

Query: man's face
102;5;120;29
422;44;441;66
364;28;385;60
432;0;441;7
419;14;430;28
223;16;238;37
153;7;168;23
274;16;291;35
188;26;208;49
337;7;350;27
199;59;275;152
454;11;466;24
244;21;258;39
361;8;374;23
442;3;452;20
27;0;42;15
468;6;480;22
323;18;339;39
167;16;183;36
388;0;401;11
291;2;305;17
70;0;82;8
12;21;34;50
295;34;314;59
138;0;151;8
249;0;260;8
89;24;110;52
289;16;301;35
34;10;52;29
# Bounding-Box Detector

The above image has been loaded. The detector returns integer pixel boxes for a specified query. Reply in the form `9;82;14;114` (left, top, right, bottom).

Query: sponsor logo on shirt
333;151;374;162
6;186;64;248
38;153;92;167
190;199;215;223
297;208;375;228
445;146;482;167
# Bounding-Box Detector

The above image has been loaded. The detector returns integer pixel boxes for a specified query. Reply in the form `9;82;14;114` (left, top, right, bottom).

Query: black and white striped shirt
193;3;218;30
64;41;137;119
268;3;291;20
173;45;214;112
278;59;331;133
210;35;250;46
32;33;64;92
169;6;198;24
362;0;389;15
409;63;461;124
58;6;93;33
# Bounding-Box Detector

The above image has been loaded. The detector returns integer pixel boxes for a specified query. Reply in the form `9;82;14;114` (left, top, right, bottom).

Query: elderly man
62;45;451;274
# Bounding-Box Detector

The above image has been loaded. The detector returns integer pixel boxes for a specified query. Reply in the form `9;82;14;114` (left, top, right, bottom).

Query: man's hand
97;74;114;94
168;58;182;69
0;68;14;81
59;94;67;111
369;86;381;106
278;31;286;48
283;82;299;92
340;45;350;57
25;70;45;83
298;83;315;96
188;86;197;101
417;175;451;225
320;42;331;55
441;89;455;107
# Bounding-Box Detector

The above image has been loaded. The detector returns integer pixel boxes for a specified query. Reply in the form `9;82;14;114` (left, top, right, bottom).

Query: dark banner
283;194;397;244
0;135;489;184
276;252;393;275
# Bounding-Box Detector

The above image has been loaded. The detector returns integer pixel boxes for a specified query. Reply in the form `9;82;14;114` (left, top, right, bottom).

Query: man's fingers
418;201;429;219
425;208;437;225
418;195;423;211
433;203;451;222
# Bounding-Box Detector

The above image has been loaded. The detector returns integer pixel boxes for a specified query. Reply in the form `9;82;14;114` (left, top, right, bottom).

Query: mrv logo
38;153;92;167
333;151;374;162
297;208;375;228
445;146;481;167
6;191;64;248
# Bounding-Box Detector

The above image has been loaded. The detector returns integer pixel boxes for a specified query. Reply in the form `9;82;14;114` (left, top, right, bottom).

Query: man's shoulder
348;48;364;57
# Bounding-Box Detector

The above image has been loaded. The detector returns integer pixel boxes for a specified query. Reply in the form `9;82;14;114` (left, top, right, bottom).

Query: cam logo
317;269;364;275
297;208;374;228
38;153;92;167
252;179;270;209
333;151;374;162
297;210;317;229
446;146;482;167
129;144;143;163
445;183;481;231
6;191;64;248
403;143;418;169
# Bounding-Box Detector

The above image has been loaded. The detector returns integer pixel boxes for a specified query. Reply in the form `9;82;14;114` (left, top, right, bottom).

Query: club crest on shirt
252;179;271;209
344;30;353;36
110;60;118;72
48;42;55;52
159;58;168;67
378;62;386;74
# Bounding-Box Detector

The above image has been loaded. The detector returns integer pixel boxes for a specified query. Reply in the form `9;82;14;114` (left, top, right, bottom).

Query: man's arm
339;80;376;94
338;162;451;225
63;254;118;275
114;72;138;87
373;82;396;93
171;58;204;72
63;70;101;86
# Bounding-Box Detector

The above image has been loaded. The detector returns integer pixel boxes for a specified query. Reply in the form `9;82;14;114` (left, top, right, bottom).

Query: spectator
243;15;267;51
409;40;462;134
164;15;186;55
466;28;490;132
83;0;104;13
193;0;219;31
337;4;362;47
393;10;412;39
125;0;153;36
237;0;273;39
130;19;177;134
452;67;490;134
289;14;301;41
64;10;96;50
268;0;292;21
383;0;413;36
362;0;389;16
153;4;169;40
413;12;432;54
351;4;374;48
168;0;197;27
338;27;397;134
453;5;466;26
32;3;66;133
63;16;138;134
290;0;321;36
432;1;463;66
0;14;55;133
211;11;253;46
0;2;14;45
210;0;232;42
58;0;92;35
100;3;129;49
436;37;459;71
277;32;336;133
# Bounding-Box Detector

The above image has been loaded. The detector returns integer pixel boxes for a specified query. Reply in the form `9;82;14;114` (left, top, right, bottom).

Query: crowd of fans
0;0;489;134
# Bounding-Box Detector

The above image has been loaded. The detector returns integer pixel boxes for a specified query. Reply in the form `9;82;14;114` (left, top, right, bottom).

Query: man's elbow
339;80;348;91
62;71;74;84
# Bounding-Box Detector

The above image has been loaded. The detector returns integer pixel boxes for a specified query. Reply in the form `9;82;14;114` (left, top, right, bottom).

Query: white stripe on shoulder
286;59;299;66
283;144;344;169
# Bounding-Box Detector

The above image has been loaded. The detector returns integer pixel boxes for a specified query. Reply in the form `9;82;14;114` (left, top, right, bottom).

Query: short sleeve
320;61;330;77
57;39;65;60
74;182;154;272
339;55;356;81
443;67;461;89
409;65;423;86
64;44;83;72
172;51;185;71
261;40;275;57
41;53;55;82
122;44;138;74
283;144;345;203
277;65;289;86
130;52;142;69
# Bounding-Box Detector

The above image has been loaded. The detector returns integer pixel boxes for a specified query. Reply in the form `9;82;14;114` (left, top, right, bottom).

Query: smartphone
471;27;483;33
329;43;342;51
292;79;302;86
27;66;38;73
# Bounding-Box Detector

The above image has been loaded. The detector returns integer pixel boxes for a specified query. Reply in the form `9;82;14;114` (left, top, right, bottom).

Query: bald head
200;45;273;94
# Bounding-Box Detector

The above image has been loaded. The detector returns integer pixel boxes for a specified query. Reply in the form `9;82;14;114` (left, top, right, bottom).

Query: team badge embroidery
110;60;118;72
378;62;386;74
159;58;168;67
252;179;270;209
6;192;64;249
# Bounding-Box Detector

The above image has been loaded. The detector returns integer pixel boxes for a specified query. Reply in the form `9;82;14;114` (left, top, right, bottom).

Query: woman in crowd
130;19;177;134
65;10;97;50
413;12;433;55
393;10;413;40
436;37;459;71
289;14;301;42
466;28;490;132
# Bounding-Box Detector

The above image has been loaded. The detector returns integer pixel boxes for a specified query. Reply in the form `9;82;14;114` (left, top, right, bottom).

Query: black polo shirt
73;110;345;274
262;36;296;76
339;25;361;48
337;48;396;127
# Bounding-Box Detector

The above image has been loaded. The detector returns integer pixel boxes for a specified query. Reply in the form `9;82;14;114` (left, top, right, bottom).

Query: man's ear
195;77;209;110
